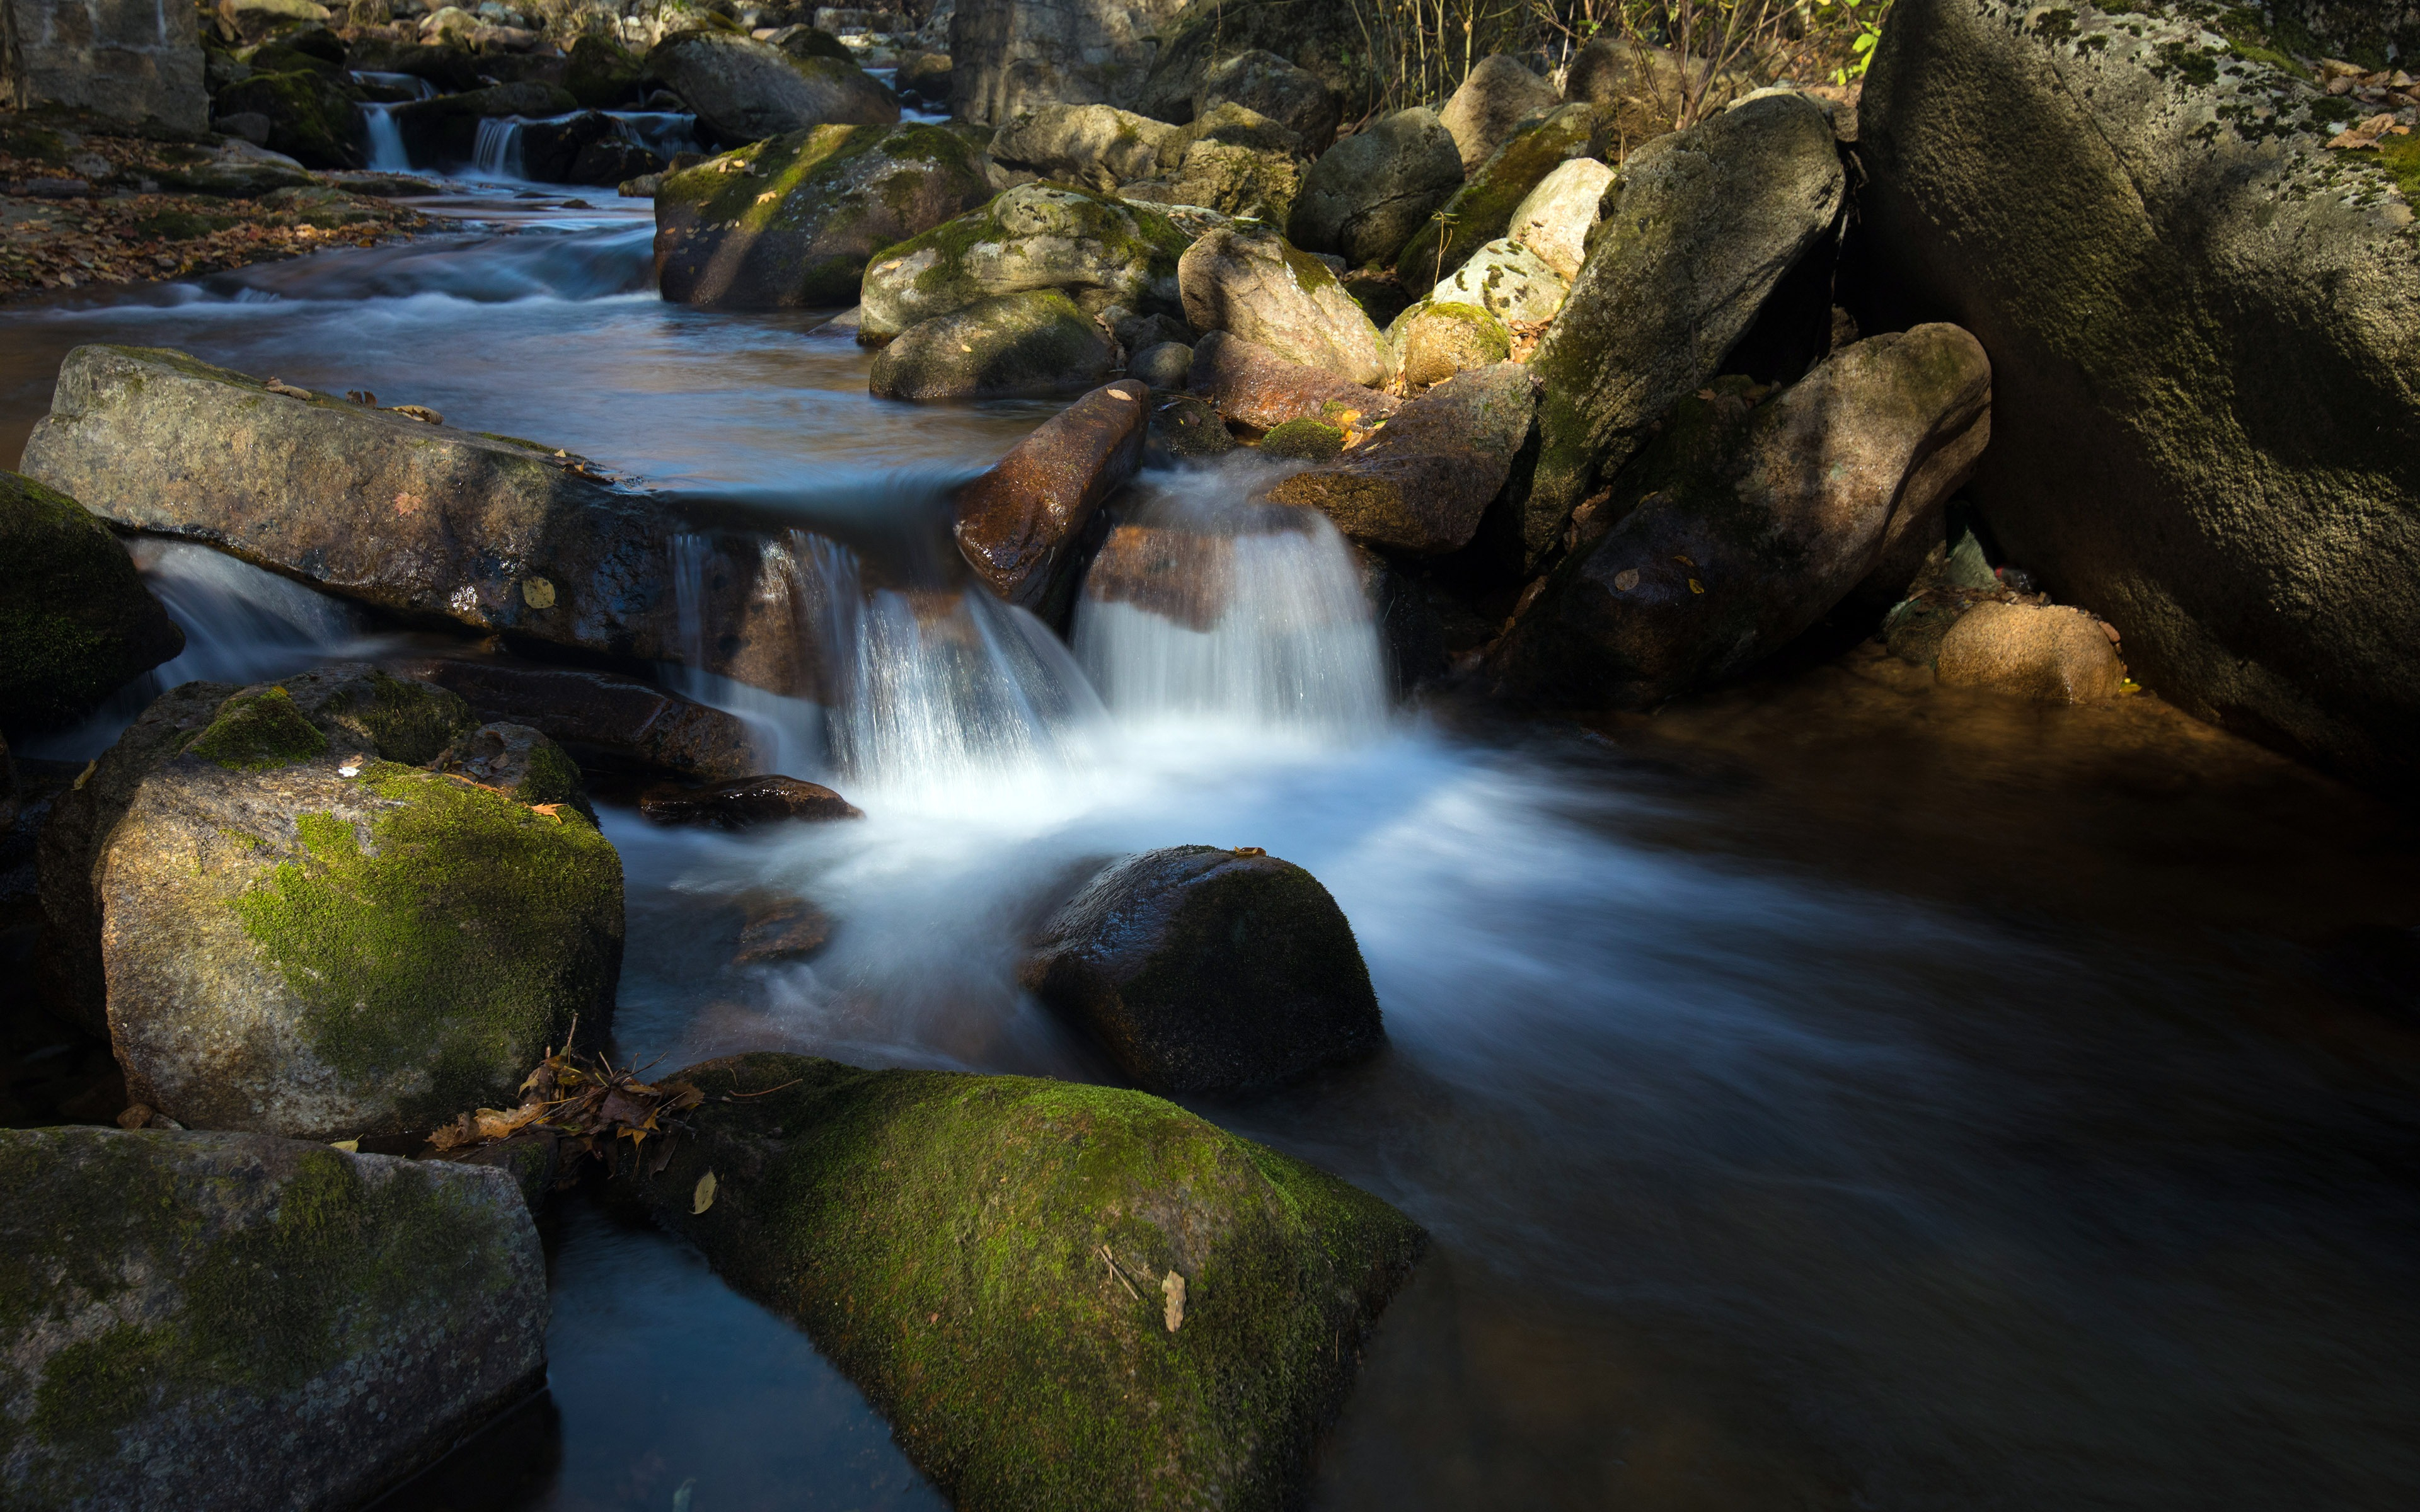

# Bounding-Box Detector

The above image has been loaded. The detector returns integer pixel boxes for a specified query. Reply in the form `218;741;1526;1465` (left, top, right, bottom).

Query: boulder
504;110;649;185
1505;154;1613;280
1489;324;1993;706
1934;600;2126;704
1392;101;1595;289
769;25;856;64
1196;47;1339;152
209;69;361;169
1177;226;1385;387
386;657;771;779
870;289;1122;401
0;471;183;730
148;139;318;198
433;720;596;824
1429;237;1567;326
946;0;1188;124
1132;0;1372;129
953;379;1148;616
1858;0;2420;786
989;102;1178;192
1384;299;1512;390
391;80;580;166
1263;362;1536;556
654;123;991;309
92;672;624;1140
0;1128;546;1511
1523;93;1845;568
1119;101;1305;220
1186;329;1400;433
4;0;208;134
565;32;643;108
893;48;954;103
638;774;863;827
1131;340;1192;388
1440;54;1562;173
1027;844;1384;1092
1288;107;1463;269
616;1051;1420;1508
1258;417;1344;462
857;181;1192;341
1562;37;1746;144
642;30;897;144
20;346;798;692
1146;391;1236;460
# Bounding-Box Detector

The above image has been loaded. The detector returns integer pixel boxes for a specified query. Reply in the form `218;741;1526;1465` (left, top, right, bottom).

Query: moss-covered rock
614;1051;1423;1509
1259;416;1344;460
566;32;643;110
654;123;991;309
858;181;1194;341
989;102;1178;192
210;68;362;170
1263;362;1536;556
642;30;897;144
1288;107;1463;269
1177;225;1383;386
434;719;596;824
870;289;1121;400
0;471;183;731
1384;297;1512;389
0;1127;546;1510
1393;102;1596;289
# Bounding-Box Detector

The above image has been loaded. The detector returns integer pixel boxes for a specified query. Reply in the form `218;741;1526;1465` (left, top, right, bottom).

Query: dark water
6;185;2418;1512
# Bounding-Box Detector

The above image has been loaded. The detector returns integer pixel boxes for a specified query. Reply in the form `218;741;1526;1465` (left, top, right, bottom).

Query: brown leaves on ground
428;1045;705;1170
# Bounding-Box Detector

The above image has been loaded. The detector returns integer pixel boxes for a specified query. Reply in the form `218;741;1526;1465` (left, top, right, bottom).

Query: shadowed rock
1288;107;1463;268
638;774;863;828
0;470;183;730
1936;601;2126;704
641;30;897;142
1186;330;1400;433
1262;363;1536;556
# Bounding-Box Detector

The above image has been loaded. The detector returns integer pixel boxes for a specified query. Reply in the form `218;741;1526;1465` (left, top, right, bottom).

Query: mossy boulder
0;471;183;731
614;1051;1423;1509
1120;101;1308;221
86;669;622;1140
1860;0;2420;785
1393;101;1597;289
1287;106;1464;269
210;68;361;170
870;289;1122;401
1259;416;1344;461
1177;226;1384;386
1384;297;1512;390
0;1127;546;1510
989;102;1178;192
858;182;1194;341
655;123;992;309
433;719;596;824
1524;93;1845;568
1263;362;1536;556
566;33;643;109
642;30;897;145
1488;326;1993;706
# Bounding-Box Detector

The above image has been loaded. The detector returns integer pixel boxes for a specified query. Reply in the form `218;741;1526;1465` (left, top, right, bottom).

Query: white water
472;117;526;180
362;103;409;172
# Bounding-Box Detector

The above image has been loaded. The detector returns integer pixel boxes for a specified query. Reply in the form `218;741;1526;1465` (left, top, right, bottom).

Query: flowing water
4;194;2419;1512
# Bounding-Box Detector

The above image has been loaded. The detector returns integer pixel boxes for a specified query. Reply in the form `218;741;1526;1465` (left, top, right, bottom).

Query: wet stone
639;774;865;828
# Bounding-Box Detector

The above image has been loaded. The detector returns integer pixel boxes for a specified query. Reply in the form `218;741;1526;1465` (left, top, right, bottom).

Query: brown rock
952;380;1149;618
638;775;865;828
1085;520;1238;632
388;658;769;780
1260;363;1537;557
1935;602;2126;703
1185;330;1400;433
1176;227;1385;387
734;893;837;963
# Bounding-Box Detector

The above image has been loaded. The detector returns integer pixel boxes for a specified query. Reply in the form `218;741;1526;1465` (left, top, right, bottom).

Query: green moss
2034;7;2077;41
1394;105;1595;286
2360;131;2420;207
185;686;328;771
293;667;470;765
229;764;621;1123
1260;418;1347;460
629;1055;1424;1511
0;470;182;727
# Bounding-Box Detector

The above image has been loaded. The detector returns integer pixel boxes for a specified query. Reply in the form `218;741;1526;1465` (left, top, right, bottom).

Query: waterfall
361;103;409;172
606;110;702;160
473;117;525;179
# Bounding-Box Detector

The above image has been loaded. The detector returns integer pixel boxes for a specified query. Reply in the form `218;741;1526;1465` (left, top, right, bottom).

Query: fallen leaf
116;1104;153;1131
1162;1270;1186;1332
328;1138;360;1152
2327;113;2398;149
693;1169;717;1213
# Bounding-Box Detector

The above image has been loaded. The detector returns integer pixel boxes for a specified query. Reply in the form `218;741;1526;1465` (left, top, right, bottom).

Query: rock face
0;1128;547;1512
389;658;771;779
1490;325;1993;706
1027;845;1385;1092
1506;154;1613;280
89;669;625;1140
1935;601;2126;704
0;471;183;730
1186;330;1400;433
858;182;1192;341
1385;299;1511;389
1430;237;1567;326
954;379;1148;616
947;0;1187;125
1440;54;1562;172
1524;93;1845;567
870;289;1121;400
988;102;1177;191
1;0;209;134
1392;102;1594;288
1264;363;1536;556
619;1051;1420;1509
1177;227;1385;386
643;30;897;144
1860;0;2420;786
654;123;991;309
1196;47;1339;152
1289;108;1464;268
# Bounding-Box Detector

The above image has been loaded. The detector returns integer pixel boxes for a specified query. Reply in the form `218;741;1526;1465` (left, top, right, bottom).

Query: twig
723;1077;804;1100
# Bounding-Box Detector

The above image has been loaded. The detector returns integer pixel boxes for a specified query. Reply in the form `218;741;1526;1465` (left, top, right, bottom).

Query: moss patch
1259;417;1346;460
185;686;329;771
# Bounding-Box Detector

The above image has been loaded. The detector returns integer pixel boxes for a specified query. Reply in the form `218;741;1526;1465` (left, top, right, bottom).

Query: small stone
638;775;864;828
1935;602;2126;703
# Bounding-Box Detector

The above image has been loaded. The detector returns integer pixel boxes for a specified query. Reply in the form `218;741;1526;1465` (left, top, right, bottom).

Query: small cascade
472;117;525;179
360;103;410;172
605;110;702;159
1073;470;1389;741
351;70;438;100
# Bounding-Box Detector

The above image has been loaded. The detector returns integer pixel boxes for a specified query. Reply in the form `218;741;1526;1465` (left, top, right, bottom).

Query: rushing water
5;197;2419;1512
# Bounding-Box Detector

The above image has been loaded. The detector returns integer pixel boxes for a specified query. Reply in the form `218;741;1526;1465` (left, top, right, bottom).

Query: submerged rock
954;379;1150;616
1177;226;1385;386
1392;102;1595;289
1490;324;1992;706
0;470;183;730
733;893;836;963
0;1127;547;1511
638;774;863;828
388;657;770;779
858;182;1192;341
1524;93;1846;568
1146;391;1236;460
642;30;897;143
616;1051;1423;1506
1935;601;2126;704
1264;362;1536;556
1288;107;1463;269
1185;329;1400;433
654;123;991;309
1027;845;1385;1092
870;289;1122;401
1439;54;1562;173
91;672;623;1140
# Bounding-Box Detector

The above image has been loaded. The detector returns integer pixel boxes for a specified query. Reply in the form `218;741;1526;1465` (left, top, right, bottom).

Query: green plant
1820;0;1888;83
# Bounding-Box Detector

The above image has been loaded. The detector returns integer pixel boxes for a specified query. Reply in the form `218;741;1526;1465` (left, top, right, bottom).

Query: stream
4;174;2419;1512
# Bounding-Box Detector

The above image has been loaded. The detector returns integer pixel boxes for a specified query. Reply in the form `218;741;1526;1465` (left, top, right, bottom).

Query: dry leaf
693;1170;718;1213
2327;113;2399;150
1162;1271;1187;1332
328;1138;359;1152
